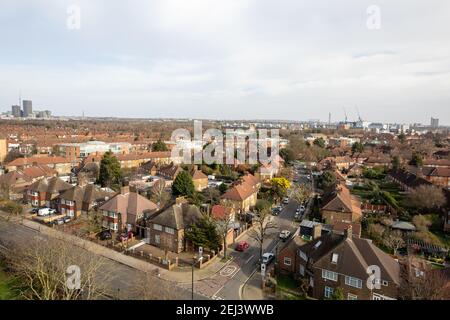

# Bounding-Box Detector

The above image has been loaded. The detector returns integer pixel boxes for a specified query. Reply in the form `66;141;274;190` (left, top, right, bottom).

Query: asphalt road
0;217;204;300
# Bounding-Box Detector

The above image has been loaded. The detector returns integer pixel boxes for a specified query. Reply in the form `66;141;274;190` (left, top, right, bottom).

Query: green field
0;262;21;300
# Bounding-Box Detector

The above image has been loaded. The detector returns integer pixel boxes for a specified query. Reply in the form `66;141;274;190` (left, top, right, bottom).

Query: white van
37;208;51;216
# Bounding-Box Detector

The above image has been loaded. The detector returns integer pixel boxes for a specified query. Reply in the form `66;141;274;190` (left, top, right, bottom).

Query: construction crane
343;107;348;123
355;106;363;122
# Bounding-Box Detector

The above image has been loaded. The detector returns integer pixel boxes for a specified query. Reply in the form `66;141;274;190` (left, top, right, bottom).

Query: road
0;217;204;300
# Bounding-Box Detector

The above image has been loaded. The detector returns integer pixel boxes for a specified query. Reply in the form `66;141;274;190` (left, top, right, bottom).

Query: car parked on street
63;216;72;223
235;241;250;252
283;197;289;204
262;252;275;264
279;230;291;241
55;218;64;225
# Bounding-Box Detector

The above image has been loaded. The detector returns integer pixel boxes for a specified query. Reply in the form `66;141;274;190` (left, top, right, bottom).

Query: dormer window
331;253;339;264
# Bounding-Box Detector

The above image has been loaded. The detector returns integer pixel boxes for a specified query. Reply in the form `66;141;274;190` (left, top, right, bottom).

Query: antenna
328;112;331;125
343;107;348;123
19;89;22;107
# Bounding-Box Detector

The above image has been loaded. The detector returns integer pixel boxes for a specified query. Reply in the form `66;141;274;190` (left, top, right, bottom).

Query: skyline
1;1;450;123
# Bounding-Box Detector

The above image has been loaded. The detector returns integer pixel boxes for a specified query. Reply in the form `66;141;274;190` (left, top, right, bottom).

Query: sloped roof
191;169;208;180
150;203;203;230
313;235;400;285
211;204;233;220
222;181;257;201
28;177;73;194
99;192;158;225
22;165;57;179
59;184;113;205
7;156;71;167
0;171;31;186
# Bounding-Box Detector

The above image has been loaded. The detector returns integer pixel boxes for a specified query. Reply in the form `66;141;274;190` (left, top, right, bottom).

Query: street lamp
191;255;203;300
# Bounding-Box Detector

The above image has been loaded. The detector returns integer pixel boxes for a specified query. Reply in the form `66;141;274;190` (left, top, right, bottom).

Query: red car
235;241;249;252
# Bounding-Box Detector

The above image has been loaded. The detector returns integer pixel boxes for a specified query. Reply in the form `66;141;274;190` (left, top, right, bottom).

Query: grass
276;273;298;291
0;262;21;300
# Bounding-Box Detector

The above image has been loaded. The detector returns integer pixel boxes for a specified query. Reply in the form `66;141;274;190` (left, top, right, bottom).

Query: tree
248;205;277;261
320;171;336;190
151;139;168;152
351;142;364;154
150;178;170;208
203;186;221;206
398;133;406;144
3;149;23;164
313;138;326;148
270;177;291;201
184;215;221;252
409;152;423;167
1;237;110;300
407;185;446;210
412;215;431;232
218;183;228;194
367;223;385;243
391;156;401;171
383;230;405;255
329;287;345;300
214;213;234;260
290;184;312;205
0;201;24;221
279;148;295;163
172;170;195;197
97;151;122;190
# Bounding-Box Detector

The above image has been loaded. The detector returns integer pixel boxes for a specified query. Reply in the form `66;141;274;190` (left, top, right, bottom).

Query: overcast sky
0;0;449;124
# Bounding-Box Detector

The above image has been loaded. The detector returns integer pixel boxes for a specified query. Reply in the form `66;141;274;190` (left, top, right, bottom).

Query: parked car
30;207;40;214
283;197;289;204
63;216;72;223
37;208;51;216
49;209;57;214
279;230;291;241
98;230;112;241
272;207;280;216
55;218;64;225
235;241;250;252
299;205;306;213
262;252;275;264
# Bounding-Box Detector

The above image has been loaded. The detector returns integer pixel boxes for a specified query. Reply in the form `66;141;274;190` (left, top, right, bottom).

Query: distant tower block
23;100;33;117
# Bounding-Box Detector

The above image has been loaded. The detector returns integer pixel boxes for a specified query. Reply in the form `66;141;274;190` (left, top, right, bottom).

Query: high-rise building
431;117;439;128
23;100;33;117
11;105;21;117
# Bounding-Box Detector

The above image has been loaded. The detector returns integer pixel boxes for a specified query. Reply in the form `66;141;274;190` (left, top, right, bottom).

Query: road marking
245;255;254;264
220;265;237;277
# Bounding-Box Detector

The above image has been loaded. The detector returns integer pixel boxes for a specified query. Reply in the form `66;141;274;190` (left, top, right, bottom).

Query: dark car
98;230;112;241
235;241;250;252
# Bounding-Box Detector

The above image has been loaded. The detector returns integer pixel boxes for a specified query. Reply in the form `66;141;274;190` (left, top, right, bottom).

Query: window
331;253;339;264
322;269;338;281
155;234;160;244
324;286;334;298
153;224;162;231
347;293;358;300
345;276;362;289
284;257;291;266
299;250;307;262
103;211;108;217
299;264;305;276
110;223;118;231
165;227;175;234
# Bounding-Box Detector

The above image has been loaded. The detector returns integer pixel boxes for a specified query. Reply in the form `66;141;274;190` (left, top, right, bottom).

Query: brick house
190;167;208;191
278;225;400;300
320;183;362;224
99;186;158;233
157;163;183;180
26;177;73;208
58;184;113;218
147;203;203;253
220;180;258;214
6;156;75;175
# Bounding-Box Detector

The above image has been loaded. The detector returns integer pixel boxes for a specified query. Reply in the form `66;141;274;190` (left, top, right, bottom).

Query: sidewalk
240;269;265;300
0;211;229;285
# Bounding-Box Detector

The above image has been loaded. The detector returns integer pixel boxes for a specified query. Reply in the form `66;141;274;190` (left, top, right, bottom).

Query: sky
0;0;449;124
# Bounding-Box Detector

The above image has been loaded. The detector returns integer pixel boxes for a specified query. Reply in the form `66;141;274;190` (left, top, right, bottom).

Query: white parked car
37;208;51;216
262;252;275;264
279;230;291;240
283;197;290;204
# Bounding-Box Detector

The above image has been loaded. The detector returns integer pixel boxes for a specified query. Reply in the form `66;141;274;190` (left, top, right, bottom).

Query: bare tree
2;237;111;300
383;229;405;255
407;185;446;210
214;213;234;260
150;178;170;208
290;184;312;205
248;207;277;261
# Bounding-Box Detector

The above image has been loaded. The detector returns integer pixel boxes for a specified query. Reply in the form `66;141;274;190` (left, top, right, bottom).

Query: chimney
312;223;322;240
120;185;130;195
345;224;353;240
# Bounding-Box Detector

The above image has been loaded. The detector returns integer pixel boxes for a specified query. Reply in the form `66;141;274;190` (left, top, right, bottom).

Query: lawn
0;263;21;300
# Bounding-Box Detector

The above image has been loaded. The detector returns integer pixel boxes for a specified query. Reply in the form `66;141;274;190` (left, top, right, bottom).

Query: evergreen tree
184;216;221;251
97;151;122;190
172;170;195;196
151;139;169;152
